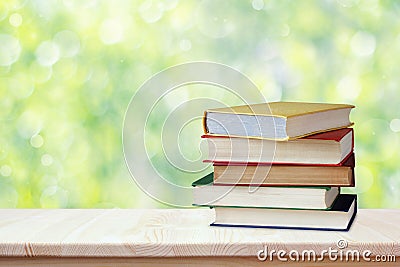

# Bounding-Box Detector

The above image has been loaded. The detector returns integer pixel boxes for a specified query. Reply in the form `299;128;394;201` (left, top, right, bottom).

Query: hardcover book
192;174;339;210
210;194;357;231
213;153;355;187
203;128;354;165
203;102;354;141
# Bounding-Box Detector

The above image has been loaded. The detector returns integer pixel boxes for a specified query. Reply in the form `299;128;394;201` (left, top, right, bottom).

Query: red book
203;128;354;165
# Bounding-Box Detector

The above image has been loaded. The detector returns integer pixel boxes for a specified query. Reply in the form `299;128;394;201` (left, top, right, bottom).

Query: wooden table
0;209;398;266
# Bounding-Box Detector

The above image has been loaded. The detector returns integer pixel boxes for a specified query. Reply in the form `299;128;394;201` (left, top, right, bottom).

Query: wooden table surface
0;209;398;266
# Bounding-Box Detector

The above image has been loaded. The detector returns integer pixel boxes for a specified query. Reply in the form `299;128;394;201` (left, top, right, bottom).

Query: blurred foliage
1;0;400;208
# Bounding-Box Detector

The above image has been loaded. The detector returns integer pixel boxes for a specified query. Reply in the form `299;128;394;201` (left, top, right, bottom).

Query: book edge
205;103;355;118
204;124;353;141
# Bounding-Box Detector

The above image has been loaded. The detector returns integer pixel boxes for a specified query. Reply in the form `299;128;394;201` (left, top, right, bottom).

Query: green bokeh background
1;0;399;208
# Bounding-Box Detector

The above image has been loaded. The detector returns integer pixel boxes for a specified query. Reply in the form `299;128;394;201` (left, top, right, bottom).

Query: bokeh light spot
30;134;44;148
139;0;164;23
54;30;81;57
99;18;124;45
41;154;54;166
280;24;290;37
350;31;376;57
29;61;53;83
35;41;60;66
336;75;361;101
0;34;21;66
252;0;264;11
390;119;400;132
0;165;12;177
9;13;22;27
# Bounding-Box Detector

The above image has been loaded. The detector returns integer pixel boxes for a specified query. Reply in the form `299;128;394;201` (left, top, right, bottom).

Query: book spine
202;111;208;134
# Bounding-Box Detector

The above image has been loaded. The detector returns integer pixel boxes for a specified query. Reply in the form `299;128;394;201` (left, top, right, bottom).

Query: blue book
210;194;357;231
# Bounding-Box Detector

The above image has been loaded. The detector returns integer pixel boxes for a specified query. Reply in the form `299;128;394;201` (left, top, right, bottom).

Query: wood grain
0;257;398;267
0;209;397;259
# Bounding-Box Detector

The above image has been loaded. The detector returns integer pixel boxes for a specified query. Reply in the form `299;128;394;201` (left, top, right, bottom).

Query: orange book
213;153;355;187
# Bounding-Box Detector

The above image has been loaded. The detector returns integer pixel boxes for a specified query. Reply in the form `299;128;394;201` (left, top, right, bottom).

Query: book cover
203;128;354;165
203;102;355;140
211;153;355;187
210;194;357;231
204;102;355;118
192;173;340;210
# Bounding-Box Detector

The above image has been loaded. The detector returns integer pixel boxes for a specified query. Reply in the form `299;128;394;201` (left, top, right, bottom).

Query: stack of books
193;102;357;231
